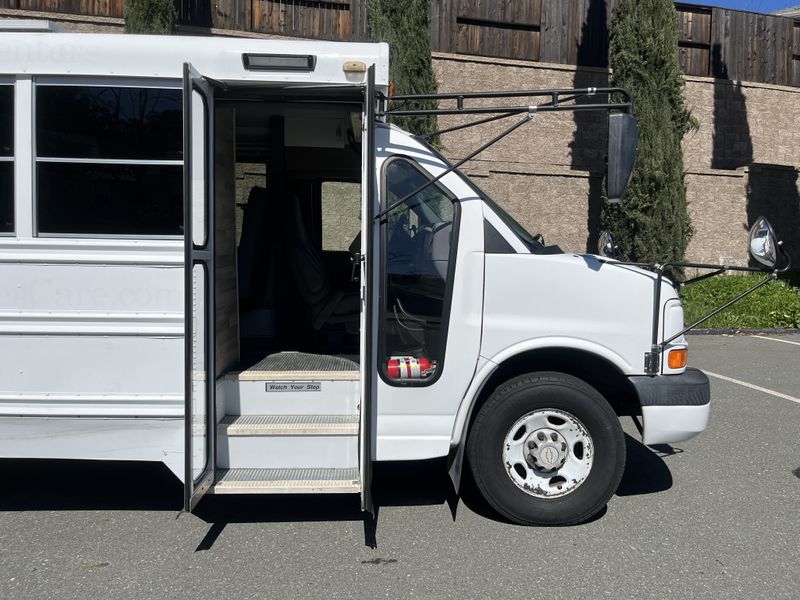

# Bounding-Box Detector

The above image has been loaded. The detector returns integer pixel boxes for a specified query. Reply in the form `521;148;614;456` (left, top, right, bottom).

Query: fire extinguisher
386;356;436;380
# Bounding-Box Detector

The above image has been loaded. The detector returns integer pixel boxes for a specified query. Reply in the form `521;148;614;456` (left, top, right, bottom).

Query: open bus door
360;65;377;514
183;63;216;511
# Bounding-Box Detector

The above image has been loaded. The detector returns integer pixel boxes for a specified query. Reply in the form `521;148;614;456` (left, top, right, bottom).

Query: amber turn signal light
668;348;688;369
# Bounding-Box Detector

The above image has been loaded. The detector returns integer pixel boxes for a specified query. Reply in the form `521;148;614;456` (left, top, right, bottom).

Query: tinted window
37;86;182;160
381;159;457;384
0;163;12;232
0;85;11;156
37;163;182;236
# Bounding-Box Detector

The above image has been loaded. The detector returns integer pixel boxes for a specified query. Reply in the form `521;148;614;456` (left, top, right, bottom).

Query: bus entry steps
219;414;359;436
230;352;360;382
212;467;360;494
216;415;358;470
218;373;360;415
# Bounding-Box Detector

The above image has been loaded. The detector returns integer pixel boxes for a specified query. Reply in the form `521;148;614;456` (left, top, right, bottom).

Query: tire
466;372;625;526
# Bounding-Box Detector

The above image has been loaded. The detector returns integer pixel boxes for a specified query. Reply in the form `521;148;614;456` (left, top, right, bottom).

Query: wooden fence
429;0;800;86
675;3;798;86
0;0;124;18
1;0;798;87
175;0;368;39
430;0;612;67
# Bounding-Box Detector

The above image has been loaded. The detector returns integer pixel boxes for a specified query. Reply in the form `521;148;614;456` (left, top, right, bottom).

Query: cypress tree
124;0;177;34
602;0;696;266
368;0;439;141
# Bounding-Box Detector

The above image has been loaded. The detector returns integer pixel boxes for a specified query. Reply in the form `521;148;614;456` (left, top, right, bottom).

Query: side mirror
606;112;638;203
748;216;778;269
597;230;616;259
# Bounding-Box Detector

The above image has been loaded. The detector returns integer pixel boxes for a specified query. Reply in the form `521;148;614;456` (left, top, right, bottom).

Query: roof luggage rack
373;87;634;220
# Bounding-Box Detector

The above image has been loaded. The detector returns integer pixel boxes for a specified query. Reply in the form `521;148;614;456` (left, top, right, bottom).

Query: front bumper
629;367;711;445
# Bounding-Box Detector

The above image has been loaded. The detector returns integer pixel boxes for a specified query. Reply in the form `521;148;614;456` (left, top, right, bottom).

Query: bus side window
321;181;360;252
34;85;183;237
380;158;458;385
0;84;12;233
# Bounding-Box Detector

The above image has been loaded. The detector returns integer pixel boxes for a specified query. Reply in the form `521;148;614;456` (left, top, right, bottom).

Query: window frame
0;79;14;236
33;77;183;239
378;155;461;388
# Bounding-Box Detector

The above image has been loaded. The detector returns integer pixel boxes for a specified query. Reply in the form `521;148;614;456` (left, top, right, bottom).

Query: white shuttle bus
3;24;783;525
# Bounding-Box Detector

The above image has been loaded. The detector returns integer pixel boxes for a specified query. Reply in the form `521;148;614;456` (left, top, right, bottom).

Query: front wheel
466;372;625;526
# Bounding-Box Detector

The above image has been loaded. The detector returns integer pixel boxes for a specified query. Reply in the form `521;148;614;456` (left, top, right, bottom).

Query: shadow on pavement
616;434;674;496
0;458;183;511
0;433;672;546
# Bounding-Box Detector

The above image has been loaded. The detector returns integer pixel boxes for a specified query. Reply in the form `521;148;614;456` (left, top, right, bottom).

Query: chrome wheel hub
503;409;594;499
525;428;568;471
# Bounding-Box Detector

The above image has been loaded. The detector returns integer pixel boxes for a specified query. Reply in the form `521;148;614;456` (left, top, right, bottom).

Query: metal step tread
213;468;361;494
219;414;359;436
228;370;360;382
229;352;360;382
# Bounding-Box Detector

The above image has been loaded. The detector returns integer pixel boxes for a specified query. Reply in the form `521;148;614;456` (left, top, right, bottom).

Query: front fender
446;338;634;490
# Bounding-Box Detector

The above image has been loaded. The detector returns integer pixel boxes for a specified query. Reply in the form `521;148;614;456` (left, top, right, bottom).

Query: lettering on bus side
266;382;322;392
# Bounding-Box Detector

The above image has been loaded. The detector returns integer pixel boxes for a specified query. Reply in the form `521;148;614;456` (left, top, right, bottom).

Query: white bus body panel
0;243;183;419
369;128;681;463
0;416;184;478
480;253;667;374
0;33;389;481
0;241;184;474
0;33;389;87
373;127;486;461
0;32;689;479
447;253;679;449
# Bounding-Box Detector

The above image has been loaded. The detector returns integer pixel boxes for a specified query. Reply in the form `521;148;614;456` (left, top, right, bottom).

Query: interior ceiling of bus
223;100;362;174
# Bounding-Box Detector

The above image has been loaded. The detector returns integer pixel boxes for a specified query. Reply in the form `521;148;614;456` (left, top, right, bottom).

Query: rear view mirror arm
418;111;519;140
680;267;727;286
662;272;777;348
380;87;632;115
608;254;792;374
374;111;535;222
414;92;596;139
376;87;635;212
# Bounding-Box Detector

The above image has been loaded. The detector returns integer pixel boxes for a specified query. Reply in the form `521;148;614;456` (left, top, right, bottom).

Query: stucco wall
433;52;800;267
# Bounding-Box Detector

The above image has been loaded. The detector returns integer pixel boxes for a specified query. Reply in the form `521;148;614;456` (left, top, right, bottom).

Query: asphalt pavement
0;333;798;599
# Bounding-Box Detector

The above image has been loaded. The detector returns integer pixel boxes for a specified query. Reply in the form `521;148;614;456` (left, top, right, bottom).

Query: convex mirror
597;231;616;259
748;216;778;268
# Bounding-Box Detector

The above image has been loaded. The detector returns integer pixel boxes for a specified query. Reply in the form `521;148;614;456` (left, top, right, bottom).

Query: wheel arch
447;343;640;490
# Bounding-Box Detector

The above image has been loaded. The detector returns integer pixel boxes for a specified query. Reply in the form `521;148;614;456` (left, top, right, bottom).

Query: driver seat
287;197;360;331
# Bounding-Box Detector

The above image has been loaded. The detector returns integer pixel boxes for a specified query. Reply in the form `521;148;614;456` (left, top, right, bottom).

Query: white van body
0;28;709;523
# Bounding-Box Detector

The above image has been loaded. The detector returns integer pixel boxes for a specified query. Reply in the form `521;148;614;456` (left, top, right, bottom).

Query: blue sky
694;0;798;13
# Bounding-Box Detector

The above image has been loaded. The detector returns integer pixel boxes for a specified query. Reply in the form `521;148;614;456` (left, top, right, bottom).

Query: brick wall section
433;52;800;267
683;170;747;265
683;77;800;171
432;54;609;169
462;164;601;253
